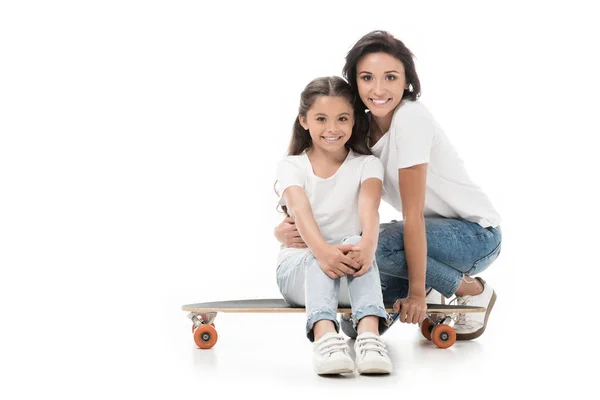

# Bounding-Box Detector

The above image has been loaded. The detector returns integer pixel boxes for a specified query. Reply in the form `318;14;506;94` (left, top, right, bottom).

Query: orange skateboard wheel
431;325;456;349
420;318;434;341
193;324;218;349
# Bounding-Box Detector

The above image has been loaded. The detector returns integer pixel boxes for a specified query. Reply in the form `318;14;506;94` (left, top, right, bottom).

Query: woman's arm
351;177;382;277
274;217;307;248
283;186;359;278
393;163;428;324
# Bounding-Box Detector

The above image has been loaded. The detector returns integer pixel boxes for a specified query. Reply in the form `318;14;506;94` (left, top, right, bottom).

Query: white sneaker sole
456;290;497;341
357;360;393;375
314;359;355;375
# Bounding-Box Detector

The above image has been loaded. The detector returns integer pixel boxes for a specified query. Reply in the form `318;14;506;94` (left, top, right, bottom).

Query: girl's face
356;52;408;119
299;95;354;155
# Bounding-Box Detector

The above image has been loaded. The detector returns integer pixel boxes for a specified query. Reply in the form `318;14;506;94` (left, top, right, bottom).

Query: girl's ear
299;115;308;131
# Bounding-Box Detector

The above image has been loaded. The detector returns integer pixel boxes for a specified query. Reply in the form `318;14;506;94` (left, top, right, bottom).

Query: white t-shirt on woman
369;100;501;228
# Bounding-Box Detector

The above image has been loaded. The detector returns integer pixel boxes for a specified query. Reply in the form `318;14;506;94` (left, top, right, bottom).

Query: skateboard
183;298;485;349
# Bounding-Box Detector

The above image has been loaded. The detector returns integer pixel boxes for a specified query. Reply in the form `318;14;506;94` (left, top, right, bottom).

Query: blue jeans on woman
342;217;502;337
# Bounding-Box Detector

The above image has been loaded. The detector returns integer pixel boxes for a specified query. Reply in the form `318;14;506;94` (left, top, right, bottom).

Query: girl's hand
314;244;360;279
274;217;307;248
393;295;427;324
349;240;377;277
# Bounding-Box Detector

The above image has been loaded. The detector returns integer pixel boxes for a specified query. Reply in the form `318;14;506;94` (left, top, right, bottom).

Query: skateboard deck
182;298;485;314
184;298;486;350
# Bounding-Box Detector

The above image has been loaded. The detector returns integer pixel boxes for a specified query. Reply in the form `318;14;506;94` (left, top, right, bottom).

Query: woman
275;31;502;341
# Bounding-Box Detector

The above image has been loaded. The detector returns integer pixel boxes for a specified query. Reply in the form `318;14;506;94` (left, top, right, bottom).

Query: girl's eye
361;75;372;82
386;75;396;81
316;117;326;122
339;117;348;122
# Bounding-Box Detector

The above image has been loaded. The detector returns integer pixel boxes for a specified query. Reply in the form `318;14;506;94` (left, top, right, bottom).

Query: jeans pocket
467;243;501;276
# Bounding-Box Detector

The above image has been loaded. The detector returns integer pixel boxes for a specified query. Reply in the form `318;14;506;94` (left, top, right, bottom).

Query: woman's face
356;52;408;119
299;95;354;155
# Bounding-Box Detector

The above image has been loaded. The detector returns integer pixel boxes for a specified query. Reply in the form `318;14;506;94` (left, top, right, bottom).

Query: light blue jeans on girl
341;217;502;338
276;235;391;342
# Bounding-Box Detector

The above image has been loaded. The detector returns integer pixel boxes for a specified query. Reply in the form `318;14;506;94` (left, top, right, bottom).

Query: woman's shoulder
394;99;434;120
391;100;438;135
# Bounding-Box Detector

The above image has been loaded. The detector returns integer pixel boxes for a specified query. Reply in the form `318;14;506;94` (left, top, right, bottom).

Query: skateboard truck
188;312;217;327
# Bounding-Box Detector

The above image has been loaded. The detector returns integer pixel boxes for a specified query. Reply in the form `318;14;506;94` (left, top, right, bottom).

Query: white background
1;0;598;398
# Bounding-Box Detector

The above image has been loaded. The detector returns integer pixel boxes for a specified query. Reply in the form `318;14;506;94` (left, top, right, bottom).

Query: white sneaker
354;332;393;374
426;287;445;323
452;277;497;340
313;332;355;375
426;287;445;304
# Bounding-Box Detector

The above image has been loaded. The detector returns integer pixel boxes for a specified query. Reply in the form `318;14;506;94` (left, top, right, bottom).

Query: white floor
1;282;592;399
158;291;586;398
2;244;594;399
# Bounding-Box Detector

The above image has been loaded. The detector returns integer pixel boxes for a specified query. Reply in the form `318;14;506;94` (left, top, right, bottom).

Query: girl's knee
341;235;362;245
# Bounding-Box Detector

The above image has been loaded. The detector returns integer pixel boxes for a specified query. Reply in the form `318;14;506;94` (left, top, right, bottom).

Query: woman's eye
339;117;348;122
386;75;396;81
316;117;326;122
361;75;372;81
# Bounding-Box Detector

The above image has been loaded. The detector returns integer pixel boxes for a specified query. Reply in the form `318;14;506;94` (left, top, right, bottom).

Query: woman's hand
393;294;427;324
314;244;360;280
274;217;307;248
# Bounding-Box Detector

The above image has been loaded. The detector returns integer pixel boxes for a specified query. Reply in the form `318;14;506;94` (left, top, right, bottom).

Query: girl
276;31;502;341
275;76;393;375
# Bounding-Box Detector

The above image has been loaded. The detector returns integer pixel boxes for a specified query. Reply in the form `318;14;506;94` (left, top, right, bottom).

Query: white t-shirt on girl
275;149;384;265
369;100;501;228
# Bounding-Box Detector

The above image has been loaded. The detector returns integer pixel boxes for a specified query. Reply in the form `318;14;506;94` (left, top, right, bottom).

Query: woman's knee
377;221;404;254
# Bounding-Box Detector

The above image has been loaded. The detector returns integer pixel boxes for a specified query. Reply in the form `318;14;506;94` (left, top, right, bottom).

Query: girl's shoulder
346;151;383;167
276;153;310;175
278;152;308;166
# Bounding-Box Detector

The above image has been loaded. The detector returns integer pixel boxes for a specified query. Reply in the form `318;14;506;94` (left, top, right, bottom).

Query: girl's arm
393;163;428;324
351;177;382;277
283;186;359;279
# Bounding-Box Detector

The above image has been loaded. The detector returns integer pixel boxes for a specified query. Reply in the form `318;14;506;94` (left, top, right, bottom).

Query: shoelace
356;336;388;357
316;335;349;356
455;296;469;326
449;296;482;329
